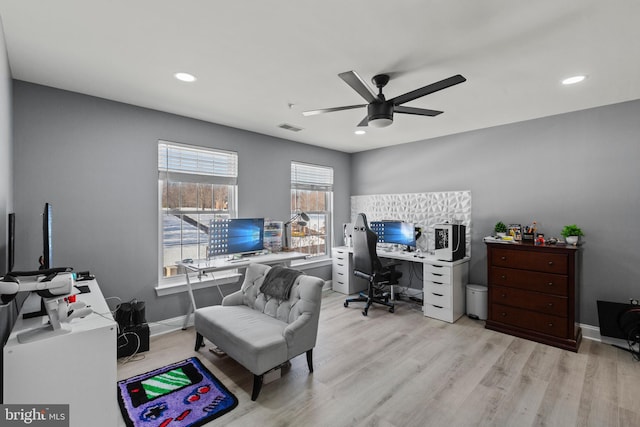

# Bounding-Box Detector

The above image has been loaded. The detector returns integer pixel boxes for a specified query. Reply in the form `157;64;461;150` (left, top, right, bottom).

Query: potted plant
561;224;583;245
494;221;507;237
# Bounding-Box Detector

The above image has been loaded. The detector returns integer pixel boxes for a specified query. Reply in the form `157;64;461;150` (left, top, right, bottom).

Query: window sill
154;255;331;297
290;255;333;270
155;270;242;297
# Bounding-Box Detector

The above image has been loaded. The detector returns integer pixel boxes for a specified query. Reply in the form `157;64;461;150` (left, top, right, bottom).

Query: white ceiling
1;0;639;153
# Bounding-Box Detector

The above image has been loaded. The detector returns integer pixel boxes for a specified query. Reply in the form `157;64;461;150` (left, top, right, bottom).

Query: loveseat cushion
194;305;288;375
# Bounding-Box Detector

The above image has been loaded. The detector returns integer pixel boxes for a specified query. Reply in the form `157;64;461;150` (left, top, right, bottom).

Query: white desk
3;280;117;427
332;246;470;323
179;251;308;328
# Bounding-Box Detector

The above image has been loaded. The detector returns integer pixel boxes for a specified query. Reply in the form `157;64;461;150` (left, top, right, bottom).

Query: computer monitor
7;212;15;273
41;203;53;269
208;218;265;257
370;221;416;248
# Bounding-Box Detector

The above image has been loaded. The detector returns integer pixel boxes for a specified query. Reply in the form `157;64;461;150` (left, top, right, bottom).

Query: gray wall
351;99;640;326
12;81;351;322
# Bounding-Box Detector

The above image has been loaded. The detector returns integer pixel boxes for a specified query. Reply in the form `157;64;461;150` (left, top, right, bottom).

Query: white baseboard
580;323;601;341
148;314;193;337
580;322;633;349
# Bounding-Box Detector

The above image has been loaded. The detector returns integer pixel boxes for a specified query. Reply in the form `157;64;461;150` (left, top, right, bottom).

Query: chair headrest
354;213;368;230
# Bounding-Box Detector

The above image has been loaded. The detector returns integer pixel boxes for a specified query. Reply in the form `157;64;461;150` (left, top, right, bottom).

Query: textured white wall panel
351;191;471;256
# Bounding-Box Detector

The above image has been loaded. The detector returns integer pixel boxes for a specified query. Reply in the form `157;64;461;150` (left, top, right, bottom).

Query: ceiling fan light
367;102;393;128
368;118;393;128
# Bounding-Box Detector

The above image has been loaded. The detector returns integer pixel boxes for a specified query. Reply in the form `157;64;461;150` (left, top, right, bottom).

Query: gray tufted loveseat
194;263;324;400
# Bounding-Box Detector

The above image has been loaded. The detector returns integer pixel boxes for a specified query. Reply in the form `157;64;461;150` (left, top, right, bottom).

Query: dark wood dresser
485;241;581;352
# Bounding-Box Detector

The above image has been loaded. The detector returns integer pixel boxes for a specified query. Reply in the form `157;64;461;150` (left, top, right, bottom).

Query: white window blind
291;161;333;191
158;141;237;185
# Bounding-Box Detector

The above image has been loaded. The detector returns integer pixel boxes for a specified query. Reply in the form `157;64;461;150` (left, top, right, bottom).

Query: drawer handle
433;281;444;285
432;265;444;268
433;305;443;309
500;256;507;261
337;263;344;267
547;303;554;307
501;312;507;317
501;275;506;280
338;272;344;276
548;261;554;266
501;293;506;298
432;273;443;277
548;323;554;327
547;282;554;286
432;293;443;297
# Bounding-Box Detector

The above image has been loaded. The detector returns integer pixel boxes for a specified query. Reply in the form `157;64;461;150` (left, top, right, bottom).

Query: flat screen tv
208;218;265;257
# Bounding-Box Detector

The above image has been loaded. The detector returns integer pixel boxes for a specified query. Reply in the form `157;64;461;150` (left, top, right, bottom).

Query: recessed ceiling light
174;72;197;82
354;130;366;135
562;75;587;85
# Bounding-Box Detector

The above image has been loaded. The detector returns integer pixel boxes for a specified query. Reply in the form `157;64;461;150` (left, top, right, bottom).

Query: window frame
158;141;238;283
290;161;334;258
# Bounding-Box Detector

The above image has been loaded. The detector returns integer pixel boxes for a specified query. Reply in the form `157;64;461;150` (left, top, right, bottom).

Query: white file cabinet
423;260;469;323
331;247;367;295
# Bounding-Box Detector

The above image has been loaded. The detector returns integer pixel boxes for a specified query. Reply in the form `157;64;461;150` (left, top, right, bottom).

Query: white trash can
466;284;488;320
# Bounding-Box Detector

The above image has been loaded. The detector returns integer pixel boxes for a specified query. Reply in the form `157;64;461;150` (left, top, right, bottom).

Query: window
290;162;333;257
158;141;238;278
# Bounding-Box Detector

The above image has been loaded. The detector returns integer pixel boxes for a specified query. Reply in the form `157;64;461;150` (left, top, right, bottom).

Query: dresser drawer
424;282;452;308
489;266;568;296
491;248;568;274
332;248;348;261
490;304;568;338
491;285;568;316
333;259;349;274
424;264;451;284
332;268;348;284
424;303;454;323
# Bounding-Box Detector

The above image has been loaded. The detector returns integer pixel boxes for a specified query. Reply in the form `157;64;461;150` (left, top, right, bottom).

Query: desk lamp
283;211;310;250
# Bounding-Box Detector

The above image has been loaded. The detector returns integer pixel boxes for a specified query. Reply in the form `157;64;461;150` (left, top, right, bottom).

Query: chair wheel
362;309;368;316
344;301;349;308
389;307;395;313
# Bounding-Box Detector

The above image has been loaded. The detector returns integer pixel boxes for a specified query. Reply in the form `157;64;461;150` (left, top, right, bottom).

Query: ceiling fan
302;71;466;128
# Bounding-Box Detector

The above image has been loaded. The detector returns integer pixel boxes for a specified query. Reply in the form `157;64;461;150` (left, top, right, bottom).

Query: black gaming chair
344;213;402;316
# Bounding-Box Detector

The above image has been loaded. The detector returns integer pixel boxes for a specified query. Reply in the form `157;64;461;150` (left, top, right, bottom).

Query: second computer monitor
370;221;416;248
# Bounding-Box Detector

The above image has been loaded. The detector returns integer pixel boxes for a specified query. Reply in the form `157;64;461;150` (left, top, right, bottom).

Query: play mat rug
117;357;238;427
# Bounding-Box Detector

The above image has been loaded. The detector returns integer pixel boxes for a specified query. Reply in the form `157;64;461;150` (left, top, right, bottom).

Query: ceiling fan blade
338;71;379;103
302;104;366;116
395;106;443;117
391;74;466;106
357;116;369;127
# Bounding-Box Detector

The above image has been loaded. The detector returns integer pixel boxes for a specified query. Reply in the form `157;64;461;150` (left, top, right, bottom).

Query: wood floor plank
534;350;589;427
116;290;640;427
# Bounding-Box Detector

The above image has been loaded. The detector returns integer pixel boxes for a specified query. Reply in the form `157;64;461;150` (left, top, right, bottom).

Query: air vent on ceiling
278;123;303;132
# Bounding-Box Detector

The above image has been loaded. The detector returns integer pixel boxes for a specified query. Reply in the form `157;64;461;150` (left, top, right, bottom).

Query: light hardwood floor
117;290;640;427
